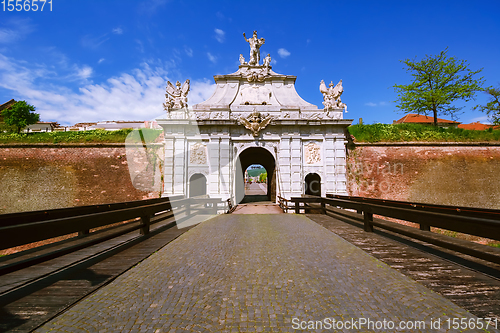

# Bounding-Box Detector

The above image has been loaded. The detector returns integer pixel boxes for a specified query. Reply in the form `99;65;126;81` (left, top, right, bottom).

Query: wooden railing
0;196;227;252
0;196;227;306
277;196;293;213
285;194;500;264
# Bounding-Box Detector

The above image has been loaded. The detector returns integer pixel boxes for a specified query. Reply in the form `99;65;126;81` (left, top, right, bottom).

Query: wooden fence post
78;229;90;237
140;214;151;235
363;212;374;232
420;224;430;231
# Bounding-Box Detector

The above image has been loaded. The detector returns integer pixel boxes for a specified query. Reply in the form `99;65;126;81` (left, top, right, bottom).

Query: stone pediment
190;31;345;121
193;67;319;113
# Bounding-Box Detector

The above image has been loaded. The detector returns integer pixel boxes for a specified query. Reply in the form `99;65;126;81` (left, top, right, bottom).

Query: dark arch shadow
305;173;321;196
189;173;207;197
236;147;276;204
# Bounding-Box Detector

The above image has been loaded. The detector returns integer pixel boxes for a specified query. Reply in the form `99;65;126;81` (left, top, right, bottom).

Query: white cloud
214;29;225;43
112;27;123;35
139;0;168;14
81;34;109;49
207;52;217;64
277;48;290;58
365;101;389;107
135;39;145;53
75;65;93;80
189;80;216;105
0;18;35;44
0;53;215;125
469;115;491;124
98;58;105;64
185;47;193;57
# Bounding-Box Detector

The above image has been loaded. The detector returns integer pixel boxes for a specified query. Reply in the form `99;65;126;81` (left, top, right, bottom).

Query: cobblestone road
36;214;494;332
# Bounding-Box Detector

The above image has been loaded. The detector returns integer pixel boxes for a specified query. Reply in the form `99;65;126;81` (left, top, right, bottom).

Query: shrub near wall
348;124;500;142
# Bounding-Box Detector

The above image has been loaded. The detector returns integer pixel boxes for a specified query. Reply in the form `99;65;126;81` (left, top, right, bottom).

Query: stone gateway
157;31;352;204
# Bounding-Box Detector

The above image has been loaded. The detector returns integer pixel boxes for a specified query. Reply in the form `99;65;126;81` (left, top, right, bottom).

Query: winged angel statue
320;79;346;111
163;79;190;110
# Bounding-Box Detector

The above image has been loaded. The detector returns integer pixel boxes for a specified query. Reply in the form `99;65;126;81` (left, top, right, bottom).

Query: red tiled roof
394;114;460;124
458;122;499;130
0;99;17;111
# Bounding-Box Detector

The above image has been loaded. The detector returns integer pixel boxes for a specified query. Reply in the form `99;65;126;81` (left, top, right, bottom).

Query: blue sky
0;0;499;126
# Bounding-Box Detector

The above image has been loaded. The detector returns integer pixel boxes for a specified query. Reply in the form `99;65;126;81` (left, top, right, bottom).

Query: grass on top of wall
0;129;163;144
348;123;500;143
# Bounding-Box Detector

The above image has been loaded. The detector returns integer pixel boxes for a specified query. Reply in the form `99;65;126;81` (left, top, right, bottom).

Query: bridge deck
34;214;493;333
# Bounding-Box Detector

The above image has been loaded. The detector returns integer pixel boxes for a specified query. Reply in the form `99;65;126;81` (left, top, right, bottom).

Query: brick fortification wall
2;144;499;214
347;144;500;209
0;145;161;214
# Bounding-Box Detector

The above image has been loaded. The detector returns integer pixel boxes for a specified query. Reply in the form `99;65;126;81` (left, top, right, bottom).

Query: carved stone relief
238;110;273;136
305;142;321;164
189;143;207;165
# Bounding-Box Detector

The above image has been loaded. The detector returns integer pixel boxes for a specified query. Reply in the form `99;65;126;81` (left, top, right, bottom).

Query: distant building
88;121;146;131
25;122;60;132
458;122;499;130
144;120;162;129
393;113;460;128
72;122;98;131
1;99;61;132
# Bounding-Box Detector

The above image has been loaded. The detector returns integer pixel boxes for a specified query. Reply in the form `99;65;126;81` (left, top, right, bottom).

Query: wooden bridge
1;195;499;332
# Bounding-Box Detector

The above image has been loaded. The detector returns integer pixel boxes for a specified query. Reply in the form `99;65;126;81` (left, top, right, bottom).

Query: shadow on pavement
240;195;271;204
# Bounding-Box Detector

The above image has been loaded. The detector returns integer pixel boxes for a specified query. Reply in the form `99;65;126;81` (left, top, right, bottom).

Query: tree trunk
433;108;438;127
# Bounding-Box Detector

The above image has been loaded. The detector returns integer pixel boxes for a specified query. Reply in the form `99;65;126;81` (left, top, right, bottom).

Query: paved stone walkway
232;203;283;214
35;214;494;332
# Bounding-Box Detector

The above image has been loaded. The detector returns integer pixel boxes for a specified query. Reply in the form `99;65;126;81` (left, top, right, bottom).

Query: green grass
348;123;500;143
0;129;163;144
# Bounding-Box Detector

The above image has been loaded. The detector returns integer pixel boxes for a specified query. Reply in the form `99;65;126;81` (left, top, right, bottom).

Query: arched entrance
305;173;321;196
189;173;207;197
235;147;276;204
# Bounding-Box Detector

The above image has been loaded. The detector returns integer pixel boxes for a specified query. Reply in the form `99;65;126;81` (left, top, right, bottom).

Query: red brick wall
347;145;500;209
0;145;160;214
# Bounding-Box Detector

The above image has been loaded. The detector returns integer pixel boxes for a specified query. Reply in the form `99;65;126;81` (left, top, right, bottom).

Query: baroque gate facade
157;32;352;204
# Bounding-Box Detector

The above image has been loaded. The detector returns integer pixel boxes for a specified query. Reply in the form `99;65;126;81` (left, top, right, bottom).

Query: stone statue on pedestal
320;79;347;111
163;79;190;110
239;54;246;65
263;53;271;68
243;31;265;66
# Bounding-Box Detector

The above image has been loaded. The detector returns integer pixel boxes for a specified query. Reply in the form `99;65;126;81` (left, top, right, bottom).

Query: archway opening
305;173;321;196
189;173;207;197
235;147;276;204
245;164;268;196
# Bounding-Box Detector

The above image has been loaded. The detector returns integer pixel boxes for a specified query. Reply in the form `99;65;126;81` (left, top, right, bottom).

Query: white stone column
173;134;186;195
218;135;231;200
324;135;336;195
162;136;175;196
208;136;220;196
278;136;291;198
290;135;302;195
334;135;348;194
